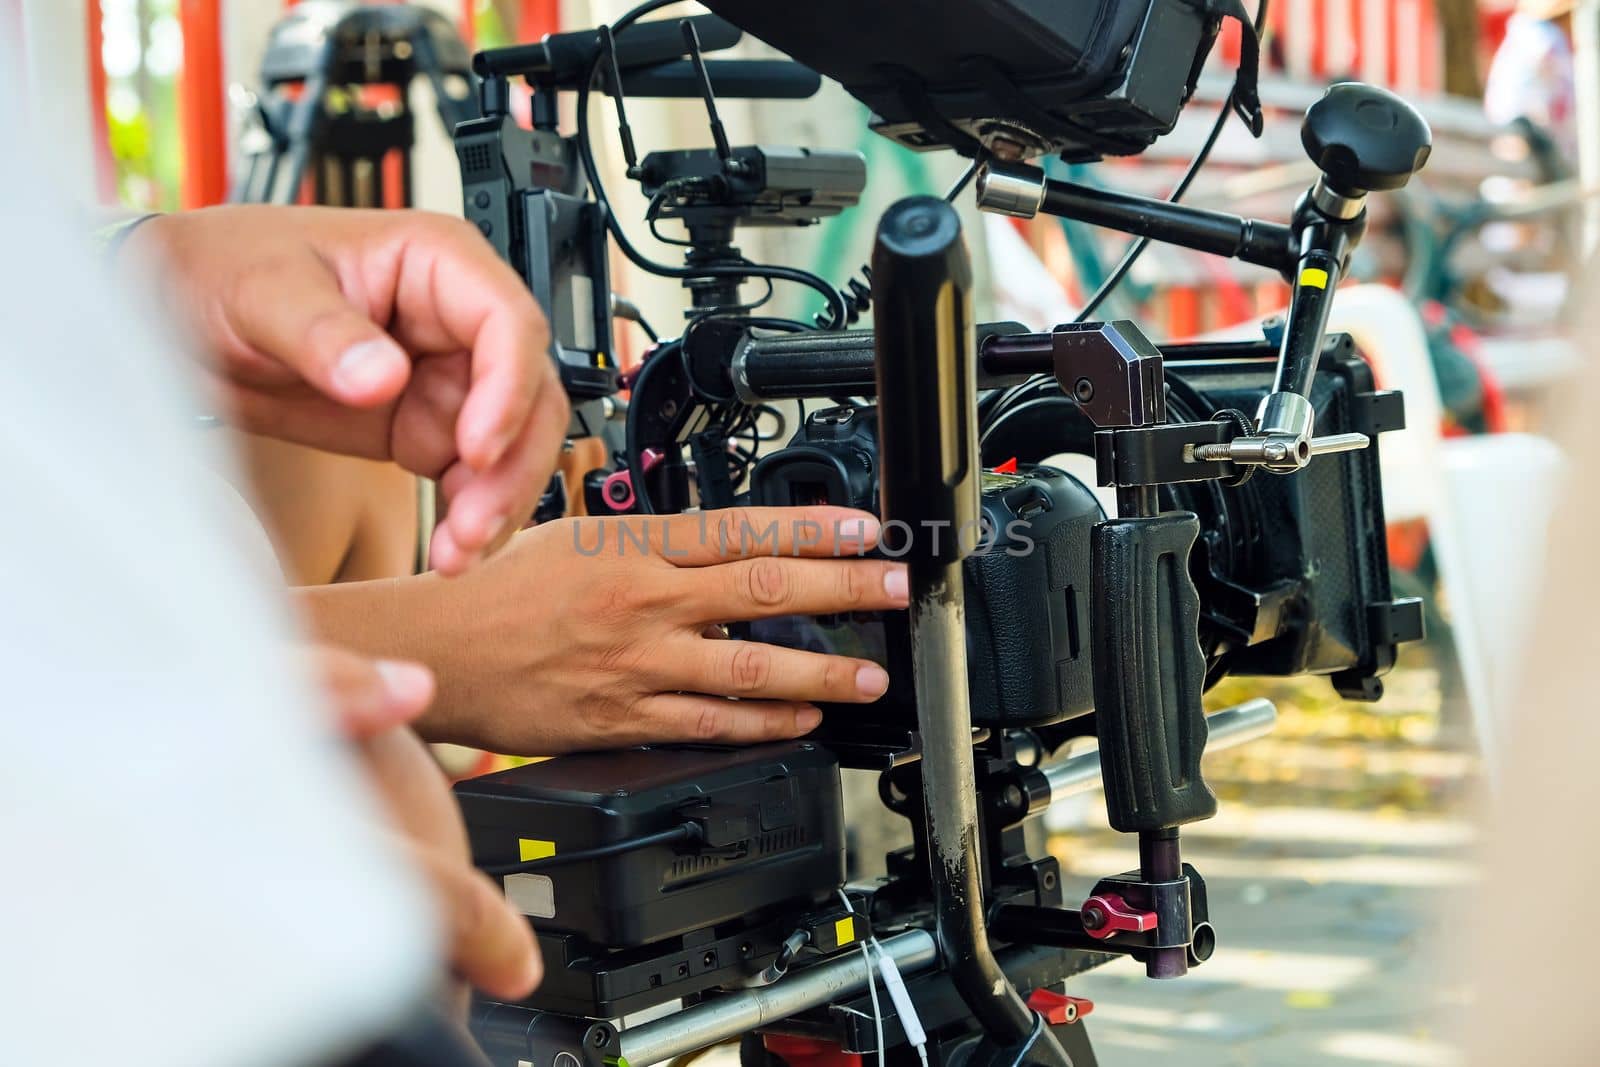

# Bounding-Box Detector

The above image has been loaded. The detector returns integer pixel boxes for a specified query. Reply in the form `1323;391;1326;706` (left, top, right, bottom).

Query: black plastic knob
1301;82;1432;196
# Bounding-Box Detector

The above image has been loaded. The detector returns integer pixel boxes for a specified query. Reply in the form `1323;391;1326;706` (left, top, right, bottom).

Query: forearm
297;576;482;745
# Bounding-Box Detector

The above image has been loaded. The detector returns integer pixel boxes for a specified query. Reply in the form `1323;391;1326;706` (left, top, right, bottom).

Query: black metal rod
1038;178;1296;275
1272;249;1343;400
733;328;1042;402
614;59;822;100
1137;829;1187;979
988;905;1110;954
731;328;1313;404
871;198;1067;1064
471;13;740;81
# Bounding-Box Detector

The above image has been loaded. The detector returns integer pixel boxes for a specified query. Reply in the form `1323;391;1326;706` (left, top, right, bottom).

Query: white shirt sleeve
0;89;436;1067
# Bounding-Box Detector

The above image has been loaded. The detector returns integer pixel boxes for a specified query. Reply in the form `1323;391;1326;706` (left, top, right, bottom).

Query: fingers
676;556;909;623
430;377;569;575
629;694;824;745
669;637;891;704
311;646;436;739
411;841;542;1001
652;508;883;566
226;254;414;409
385;213;555;471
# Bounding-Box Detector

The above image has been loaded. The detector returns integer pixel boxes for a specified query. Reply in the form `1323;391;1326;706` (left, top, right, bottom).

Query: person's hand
311;646;541;1001
128;206;568;576
307;507;909;755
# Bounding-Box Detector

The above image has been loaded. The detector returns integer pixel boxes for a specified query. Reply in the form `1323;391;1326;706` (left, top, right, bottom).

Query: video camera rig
446;4;1428;1066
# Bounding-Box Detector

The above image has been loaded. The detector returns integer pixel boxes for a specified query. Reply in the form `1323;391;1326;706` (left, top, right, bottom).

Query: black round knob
1301;82;1432;195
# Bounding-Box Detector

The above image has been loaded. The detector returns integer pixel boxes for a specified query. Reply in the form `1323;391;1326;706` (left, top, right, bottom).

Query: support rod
617;931;939;1067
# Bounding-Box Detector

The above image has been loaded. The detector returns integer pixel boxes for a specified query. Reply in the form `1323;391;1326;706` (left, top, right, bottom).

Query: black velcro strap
878;65;986;158
1209;0;1265;136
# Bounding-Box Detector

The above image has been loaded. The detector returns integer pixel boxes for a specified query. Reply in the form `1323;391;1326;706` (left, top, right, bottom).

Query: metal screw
989;136;1029;162
1264;441;1290;463
661;399;679;420
1074;377;1095;403
1043;871;1057;891
1082;906;1106;931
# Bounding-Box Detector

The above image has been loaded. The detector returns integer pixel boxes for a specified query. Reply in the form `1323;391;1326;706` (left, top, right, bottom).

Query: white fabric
1485;13;1577;158
0;75;435;1067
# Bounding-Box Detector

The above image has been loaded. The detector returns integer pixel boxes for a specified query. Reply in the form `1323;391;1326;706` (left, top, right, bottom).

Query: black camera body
453;5;1430;1063
741;336;1416;756
749;406;1102;741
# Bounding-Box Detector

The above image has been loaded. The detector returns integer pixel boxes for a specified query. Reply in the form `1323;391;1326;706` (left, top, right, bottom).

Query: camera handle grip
872;197;1071;1067
1090;513;1217;835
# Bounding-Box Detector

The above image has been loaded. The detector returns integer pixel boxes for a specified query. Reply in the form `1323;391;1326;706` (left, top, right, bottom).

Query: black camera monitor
698;0;1259;161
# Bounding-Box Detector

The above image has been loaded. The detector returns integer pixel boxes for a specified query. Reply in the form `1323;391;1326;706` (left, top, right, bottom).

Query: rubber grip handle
1091;513;1217;833
871;198;979;566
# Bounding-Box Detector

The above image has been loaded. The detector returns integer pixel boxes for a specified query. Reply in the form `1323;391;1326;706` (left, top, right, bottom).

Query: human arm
234;433;421;585
312;646;541;1001
297;507;907;755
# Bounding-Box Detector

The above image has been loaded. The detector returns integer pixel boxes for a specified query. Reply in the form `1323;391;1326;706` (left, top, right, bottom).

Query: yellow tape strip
1299;267;1330;290
518;838;557;862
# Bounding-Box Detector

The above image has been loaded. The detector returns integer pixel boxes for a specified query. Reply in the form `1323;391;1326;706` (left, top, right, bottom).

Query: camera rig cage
447;4;1429;1067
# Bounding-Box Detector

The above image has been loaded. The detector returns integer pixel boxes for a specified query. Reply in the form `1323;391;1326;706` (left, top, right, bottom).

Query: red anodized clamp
1026;988;1095;1025
1079;893;1158;940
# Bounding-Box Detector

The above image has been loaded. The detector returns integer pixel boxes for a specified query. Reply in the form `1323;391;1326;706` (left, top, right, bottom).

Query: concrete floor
1052;662;1479;1067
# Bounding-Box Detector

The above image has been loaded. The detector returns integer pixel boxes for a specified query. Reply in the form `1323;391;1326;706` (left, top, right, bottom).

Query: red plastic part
1026;988;1094;1026
1079;893;1158;940
763;1034;863;1067
993;457;1019;475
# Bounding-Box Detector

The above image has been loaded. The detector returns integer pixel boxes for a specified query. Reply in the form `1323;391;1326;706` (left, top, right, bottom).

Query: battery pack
457;742;845;948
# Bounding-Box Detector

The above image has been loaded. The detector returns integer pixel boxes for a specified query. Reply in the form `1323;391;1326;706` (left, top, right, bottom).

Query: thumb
226;256;412;407
310;645;437;740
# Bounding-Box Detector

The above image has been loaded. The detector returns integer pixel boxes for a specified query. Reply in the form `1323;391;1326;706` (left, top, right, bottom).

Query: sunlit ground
1051;654;1479;1067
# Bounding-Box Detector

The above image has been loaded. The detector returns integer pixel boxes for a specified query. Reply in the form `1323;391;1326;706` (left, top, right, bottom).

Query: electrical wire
574;1;848;329
623;339;678;515
838;890;885;1067
819;157;984;327
1071;0;1270;325
945;156;983;203
483;823;698;876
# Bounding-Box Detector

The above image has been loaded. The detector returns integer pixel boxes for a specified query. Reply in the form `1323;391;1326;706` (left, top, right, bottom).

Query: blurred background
8;0;1587;1062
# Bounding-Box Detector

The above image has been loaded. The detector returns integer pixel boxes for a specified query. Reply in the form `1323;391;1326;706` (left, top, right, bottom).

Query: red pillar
179;0;229;207
520;0;561;37
85;0;119;202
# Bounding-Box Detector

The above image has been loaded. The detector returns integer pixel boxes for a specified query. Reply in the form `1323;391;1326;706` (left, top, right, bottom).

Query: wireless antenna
679;18;740;173
599;25;642;179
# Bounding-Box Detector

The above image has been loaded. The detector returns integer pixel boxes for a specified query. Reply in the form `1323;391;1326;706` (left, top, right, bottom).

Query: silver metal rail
617;931;939;1066
1041;699;1278;804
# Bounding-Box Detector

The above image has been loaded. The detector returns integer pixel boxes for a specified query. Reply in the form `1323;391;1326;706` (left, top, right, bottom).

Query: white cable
837;891;886;1067
871;936;928;1066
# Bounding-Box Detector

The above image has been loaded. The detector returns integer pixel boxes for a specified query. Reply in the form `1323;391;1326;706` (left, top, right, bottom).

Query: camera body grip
1091;512;1217;833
